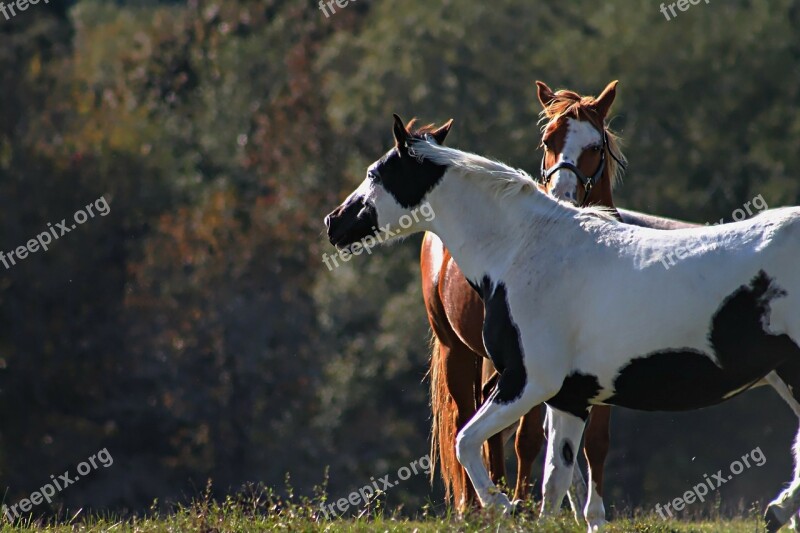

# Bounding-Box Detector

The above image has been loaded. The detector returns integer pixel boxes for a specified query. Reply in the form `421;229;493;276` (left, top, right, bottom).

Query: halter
539;128;627;207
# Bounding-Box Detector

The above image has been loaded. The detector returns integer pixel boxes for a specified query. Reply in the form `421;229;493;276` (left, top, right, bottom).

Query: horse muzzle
324;200;378;249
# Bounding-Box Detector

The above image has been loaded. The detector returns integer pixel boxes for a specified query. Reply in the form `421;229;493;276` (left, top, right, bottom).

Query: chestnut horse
423;81;696;520
423;81;622;514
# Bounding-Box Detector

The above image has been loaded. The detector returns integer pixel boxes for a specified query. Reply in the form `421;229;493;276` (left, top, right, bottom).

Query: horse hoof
486;492;513;513
508;499;525;516
587;519;608;532
765;505;786;533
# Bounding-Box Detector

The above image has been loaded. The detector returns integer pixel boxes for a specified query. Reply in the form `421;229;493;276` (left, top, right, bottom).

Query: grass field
0;488;771;532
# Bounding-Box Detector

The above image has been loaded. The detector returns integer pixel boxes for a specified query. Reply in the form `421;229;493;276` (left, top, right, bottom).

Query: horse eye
592;145;602;152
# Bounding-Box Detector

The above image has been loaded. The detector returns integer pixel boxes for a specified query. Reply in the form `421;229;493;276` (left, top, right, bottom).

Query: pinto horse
424;81;624;516
325;114;800;533
425;81;698;523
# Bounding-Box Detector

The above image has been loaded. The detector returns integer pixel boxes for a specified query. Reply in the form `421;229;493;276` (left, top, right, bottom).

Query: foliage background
1;0;799;519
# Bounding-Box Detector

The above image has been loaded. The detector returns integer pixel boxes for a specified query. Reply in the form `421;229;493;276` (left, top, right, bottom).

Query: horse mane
408;139;537;196
407;139;617;222
401;118;535;195
537;89;627;188
405;119;440;138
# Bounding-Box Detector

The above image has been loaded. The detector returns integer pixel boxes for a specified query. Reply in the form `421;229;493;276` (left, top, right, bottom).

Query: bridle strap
539;129;626;208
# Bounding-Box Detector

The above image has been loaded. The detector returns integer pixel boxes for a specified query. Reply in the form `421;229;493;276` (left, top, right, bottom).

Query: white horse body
409;141;800;531
520;213;800;402
325;121;800;532
423;150;799;407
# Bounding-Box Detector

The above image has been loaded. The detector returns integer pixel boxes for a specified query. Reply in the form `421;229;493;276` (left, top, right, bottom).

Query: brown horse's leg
431;334;482;512
583;405;612;528
512;404;544;502
481;361;508;488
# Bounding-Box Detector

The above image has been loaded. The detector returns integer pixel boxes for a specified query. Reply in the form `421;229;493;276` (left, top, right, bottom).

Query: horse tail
429;332;454;501
430;331;478;507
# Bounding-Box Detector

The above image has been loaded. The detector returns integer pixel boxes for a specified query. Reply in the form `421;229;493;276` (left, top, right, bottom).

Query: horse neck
591;166;616;211
425;169;550;283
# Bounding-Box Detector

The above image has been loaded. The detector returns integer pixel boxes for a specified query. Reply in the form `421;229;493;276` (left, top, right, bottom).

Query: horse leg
583;405;612;531
430;334;482;512
481;363;508;488
512;404;544;503
765;363;800;532
456;381;555;510
566;458;588;525
540;407;586;519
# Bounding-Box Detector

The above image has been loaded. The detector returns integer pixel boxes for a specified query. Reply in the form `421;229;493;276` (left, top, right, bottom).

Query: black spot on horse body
374;142;448;209
561;441;574;466
608;271;799;411
478;276;528;404
547;372;603;419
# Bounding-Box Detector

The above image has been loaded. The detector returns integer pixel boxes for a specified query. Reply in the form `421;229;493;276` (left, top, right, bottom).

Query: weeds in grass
0;476;770;532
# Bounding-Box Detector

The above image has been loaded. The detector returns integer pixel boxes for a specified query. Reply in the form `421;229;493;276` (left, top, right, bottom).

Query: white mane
408;138;617;221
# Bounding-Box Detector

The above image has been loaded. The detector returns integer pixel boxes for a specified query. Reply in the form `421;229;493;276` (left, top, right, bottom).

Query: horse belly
605;349;785;411
607;269;800;411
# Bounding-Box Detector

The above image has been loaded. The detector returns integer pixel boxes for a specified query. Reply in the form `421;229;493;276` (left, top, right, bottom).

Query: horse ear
536;81;557;110
593;80;619;119
431;119;454;145
393;113;409;146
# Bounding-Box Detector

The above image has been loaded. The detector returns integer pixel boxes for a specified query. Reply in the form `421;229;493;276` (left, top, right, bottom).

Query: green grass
0;487;770;533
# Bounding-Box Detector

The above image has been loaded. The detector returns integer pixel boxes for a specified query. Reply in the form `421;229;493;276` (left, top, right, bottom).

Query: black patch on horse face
547;372;603;419
608;271;798;411
325;197;379;248
477;276;528;404
561;441;574;466
372;141;448;209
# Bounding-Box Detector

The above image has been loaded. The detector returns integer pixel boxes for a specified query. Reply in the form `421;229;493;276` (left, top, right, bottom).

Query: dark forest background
1;0;800;520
